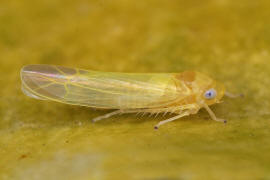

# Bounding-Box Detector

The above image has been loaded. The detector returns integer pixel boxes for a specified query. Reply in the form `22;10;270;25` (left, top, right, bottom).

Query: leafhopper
20;65;240;129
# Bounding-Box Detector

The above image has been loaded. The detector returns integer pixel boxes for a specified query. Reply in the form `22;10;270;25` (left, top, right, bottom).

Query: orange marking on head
175;71;196;90
177;71;196;82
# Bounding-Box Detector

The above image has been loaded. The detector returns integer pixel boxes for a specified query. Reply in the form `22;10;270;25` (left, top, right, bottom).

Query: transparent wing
21;65;190;109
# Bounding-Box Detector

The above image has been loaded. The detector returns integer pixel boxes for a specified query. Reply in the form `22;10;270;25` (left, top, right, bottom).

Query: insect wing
21;65;189;109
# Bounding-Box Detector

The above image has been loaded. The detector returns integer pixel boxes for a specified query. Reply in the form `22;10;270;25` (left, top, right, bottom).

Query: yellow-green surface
0;0;270;179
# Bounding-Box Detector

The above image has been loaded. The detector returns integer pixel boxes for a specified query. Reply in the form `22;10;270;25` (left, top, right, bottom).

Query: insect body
21;65;232;129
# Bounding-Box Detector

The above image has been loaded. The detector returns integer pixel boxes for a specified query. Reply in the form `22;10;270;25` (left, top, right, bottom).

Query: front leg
203;104;226;123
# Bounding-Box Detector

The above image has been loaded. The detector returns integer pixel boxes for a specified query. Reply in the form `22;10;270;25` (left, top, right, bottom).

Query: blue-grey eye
204;89;217;99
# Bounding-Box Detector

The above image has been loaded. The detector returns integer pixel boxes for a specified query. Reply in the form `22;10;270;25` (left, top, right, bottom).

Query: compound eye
204;89;217;99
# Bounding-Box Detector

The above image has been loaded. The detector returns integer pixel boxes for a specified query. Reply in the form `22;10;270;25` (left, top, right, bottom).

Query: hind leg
92;109;136;122
154;111;189;129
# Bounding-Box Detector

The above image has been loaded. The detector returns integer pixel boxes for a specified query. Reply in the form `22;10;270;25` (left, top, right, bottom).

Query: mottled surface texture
0;0;270;179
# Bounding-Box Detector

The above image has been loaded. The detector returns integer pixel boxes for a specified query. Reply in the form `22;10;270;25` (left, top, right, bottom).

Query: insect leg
203;104;227;123
154;111;189;129
92;110;123;122
92;109;138;122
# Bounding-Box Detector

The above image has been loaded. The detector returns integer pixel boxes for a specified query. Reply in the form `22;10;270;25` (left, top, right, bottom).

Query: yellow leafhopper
20;65;241;129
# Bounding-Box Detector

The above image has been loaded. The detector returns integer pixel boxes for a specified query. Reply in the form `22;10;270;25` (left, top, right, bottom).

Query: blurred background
0;0;270;179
